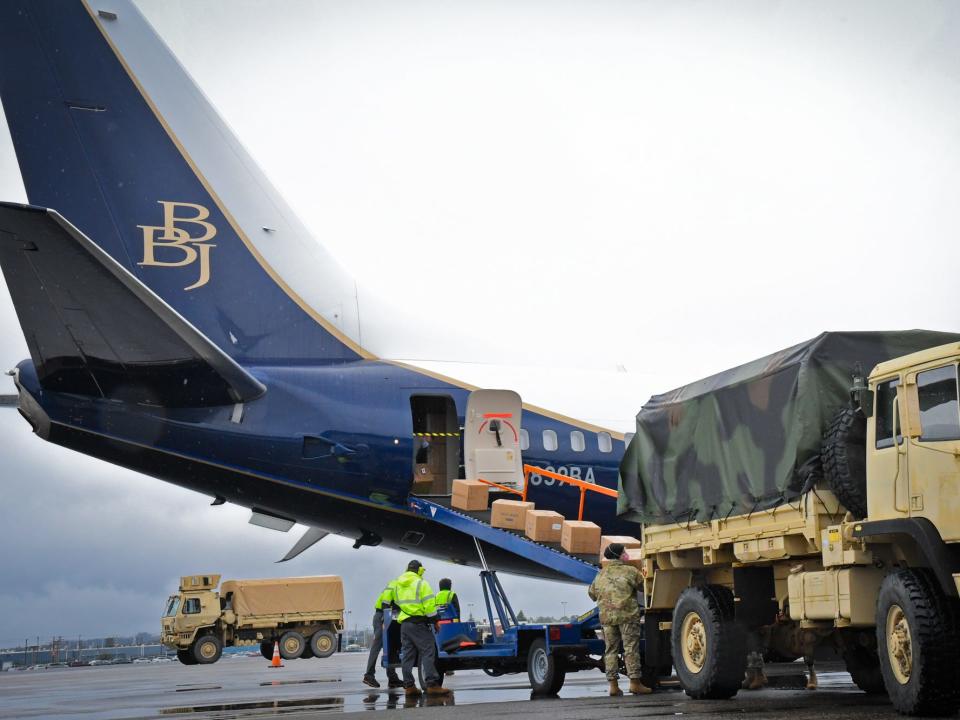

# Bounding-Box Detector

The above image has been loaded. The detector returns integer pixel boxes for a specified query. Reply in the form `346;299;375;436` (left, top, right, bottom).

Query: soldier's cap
604;543;625;560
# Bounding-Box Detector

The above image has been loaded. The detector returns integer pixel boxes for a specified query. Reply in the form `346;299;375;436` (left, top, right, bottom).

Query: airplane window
520;429;529;451
570;431;585;452
542;429;558;452
624;432;635;447
597;432;613;453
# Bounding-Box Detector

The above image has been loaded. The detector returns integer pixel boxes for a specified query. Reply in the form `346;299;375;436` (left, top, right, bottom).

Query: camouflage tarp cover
619;331;960;524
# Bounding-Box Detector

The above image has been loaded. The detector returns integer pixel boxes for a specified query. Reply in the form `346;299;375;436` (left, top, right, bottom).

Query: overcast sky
1;0;959;648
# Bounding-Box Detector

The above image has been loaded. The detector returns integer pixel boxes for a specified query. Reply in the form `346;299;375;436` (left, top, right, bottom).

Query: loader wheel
279;631;306;660
821;407;868;518
177;649;198;665
310;629;337;659
192;635;222;665
671;585;746;699
259;641;273;660
527;638;566;695
842;644;886;695
877;569;960;716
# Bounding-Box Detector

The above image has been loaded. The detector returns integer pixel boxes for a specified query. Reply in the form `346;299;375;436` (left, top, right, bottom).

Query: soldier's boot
404;686;422;698
426;685;452;697
608;679;624;697
742;667;768;691
805;664;818;691
629;678;653;695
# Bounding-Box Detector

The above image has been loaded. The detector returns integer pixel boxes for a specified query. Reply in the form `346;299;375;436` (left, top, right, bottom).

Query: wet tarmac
0;652;901;719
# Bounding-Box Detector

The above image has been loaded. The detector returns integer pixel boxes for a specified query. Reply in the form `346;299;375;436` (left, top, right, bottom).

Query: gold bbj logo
138;201;217;290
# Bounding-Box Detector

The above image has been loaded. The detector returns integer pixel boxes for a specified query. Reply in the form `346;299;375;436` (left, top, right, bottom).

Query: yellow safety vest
394;571;437;623
374;580;398;611
435;589;456;606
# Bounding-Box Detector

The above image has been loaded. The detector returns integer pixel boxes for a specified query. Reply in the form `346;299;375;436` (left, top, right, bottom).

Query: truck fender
852;517;960;598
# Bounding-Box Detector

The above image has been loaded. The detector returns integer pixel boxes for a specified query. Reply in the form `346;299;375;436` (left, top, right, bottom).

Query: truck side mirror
896;381;922;439
855;388;874;418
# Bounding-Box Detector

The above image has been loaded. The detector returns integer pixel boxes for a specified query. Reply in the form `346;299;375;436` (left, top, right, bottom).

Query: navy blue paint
0;0;640;580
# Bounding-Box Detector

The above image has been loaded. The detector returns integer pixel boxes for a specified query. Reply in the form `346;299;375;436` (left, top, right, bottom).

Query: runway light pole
561;602;567;620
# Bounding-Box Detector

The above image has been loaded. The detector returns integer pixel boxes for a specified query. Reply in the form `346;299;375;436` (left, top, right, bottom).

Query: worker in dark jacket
363;579;402;689
435;578;460;620
394;559;451;698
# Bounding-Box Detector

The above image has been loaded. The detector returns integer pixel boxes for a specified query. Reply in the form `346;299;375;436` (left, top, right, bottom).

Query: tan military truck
161;574;344;665
619;332;960;716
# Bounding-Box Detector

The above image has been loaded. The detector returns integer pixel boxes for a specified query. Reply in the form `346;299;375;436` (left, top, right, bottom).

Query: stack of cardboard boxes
560;520;602;554
451;479;489;511
490;499;535;530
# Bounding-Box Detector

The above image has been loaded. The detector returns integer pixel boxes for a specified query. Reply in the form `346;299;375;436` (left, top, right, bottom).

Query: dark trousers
400;620;440;688
365;610;399;681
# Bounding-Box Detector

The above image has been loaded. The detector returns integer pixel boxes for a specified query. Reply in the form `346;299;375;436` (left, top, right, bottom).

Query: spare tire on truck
821;407;868;519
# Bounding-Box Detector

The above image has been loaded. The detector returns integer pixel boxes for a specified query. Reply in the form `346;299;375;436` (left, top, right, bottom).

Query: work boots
608;679;624;696
404;686;422;699
426;685;452;697
629;678;653;695
742;667;768;690
806;665;818;691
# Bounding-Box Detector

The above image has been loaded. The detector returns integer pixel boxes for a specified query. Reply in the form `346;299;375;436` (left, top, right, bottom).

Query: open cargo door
464;390;523;487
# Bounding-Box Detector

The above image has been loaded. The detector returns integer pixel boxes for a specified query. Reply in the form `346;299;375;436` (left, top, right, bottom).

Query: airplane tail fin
0;202;265;406
0;0;368;363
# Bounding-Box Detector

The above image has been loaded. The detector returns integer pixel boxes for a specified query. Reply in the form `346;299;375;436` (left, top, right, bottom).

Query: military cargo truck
619;332;960;716
161;574;344;665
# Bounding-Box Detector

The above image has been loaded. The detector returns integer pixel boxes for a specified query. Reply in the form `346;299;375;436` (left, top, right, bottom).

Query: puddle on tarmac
174;686;223;692
161;697;345;714
259;677;340;687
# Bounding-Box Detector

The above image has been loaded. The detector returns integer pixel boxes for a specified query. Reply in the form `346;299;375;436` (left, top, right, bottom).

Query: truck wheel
300;644;315;659
842;645;886;695
877;569;960;716
259;641;273;660
310;629;337;659
671;585;746;699
192;635;222;664
279;631;306;660
821;407;868;519
177;649;198;665
527;638;566;695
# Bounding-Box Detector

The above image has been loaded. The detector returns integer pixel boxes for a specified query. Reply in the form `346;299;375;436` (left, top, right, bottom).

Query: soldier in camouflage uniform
588;543;653;696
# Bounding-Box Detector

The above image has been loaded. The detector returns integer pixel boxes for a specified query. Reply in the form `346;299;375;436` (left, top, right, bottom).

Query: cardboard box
599;535;642;557
490;499;535;530
561;520;601;554
451;479;489;511
525;510;564;543
600;547;644;569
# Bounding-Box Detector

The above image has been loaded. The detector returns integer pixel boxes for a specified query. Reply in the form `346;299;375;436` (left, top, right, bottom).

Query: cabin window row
518;429;620;453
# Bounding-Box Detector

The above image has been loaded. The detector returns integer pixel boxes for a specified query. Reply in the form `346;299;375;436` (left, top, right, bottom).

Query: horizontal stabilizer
278;527;330;563
0;203;265;407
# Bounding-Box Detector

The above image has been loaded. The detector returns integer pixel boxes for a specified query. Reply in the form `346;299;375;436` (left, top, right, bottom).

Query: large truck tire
177;648;198;665
527;637;566;695
279;631;306;660
821;407;868;519
877;569;960;716
192;635;222;665
671;585;746;700
842;645;886;695
310;629;337;659
259;641;273;660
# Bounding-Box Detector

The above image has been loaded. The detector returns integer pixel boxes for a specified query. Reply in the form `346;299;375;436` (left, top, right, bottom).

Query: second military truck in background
161;574;344;665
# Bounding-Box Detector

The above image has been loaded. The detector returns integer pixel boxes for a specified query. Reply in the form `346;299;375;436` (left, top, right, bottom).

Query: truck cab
866;343;960;548
161;575;222;661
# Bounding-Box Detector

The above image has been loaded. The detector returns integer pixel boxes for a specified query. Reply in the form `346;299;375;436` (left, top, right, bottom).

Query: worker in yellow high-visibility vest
394;559;451;698
363;579;402;689
435;579;460;620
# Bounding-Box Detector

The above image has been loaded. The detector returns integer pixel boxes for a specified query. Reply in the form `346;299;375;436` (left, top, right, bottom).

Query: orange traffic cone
268;641;283;668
